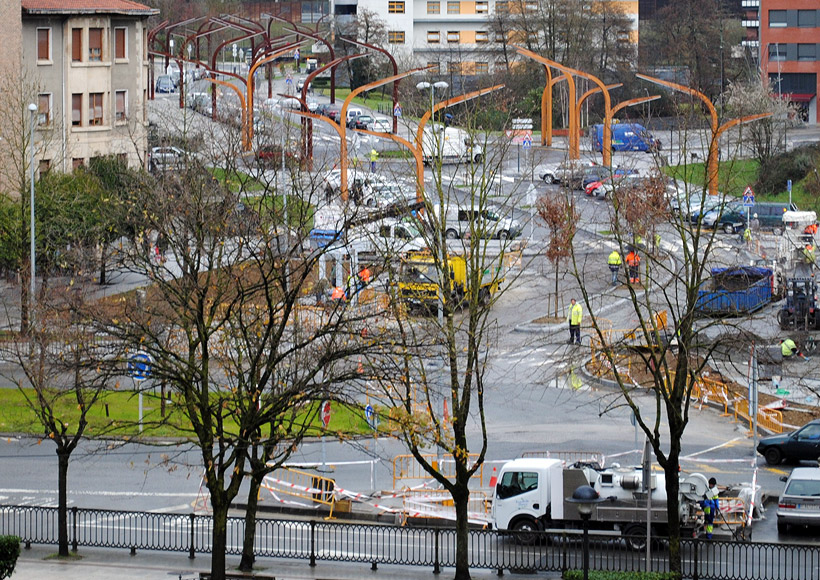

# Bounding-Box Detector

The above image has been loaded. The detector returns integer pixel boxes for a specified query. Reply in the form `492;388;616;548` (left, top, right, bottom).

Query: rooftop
22;0;158;16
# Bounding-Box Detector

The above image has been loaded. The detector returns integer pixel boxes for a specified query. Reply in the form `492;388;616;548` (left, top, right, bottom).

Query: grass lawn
210;167;265;193
312;87;393;112
0;387;372;438
667;159;819;212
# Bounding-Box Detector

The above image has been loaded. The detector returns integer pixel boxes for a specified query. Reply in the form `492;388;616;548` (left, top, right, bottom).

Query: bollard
309;520;316;567
188;512;196;559
71;506;78;553
433;528;440;574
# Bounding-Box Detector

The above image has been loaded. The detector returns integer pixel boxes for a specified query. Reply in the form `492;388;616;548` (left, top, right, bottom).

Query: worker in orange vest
625;249;641;284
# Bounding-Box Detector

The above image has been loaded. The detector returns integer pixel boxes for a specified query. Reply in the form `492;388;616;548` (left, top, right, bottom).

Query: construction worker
625;248;641;284
781;338;808;361
743;226;752;247
804;223;818;236
370;149;379;173
567;298;583;345
700;477;720;539
607;250;622;286
803;243;816;266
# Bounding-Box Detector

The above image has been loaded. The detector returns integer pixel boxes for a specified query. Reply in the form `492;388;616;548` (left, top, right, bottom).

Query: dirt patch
587;350;820;429
531;315;564;324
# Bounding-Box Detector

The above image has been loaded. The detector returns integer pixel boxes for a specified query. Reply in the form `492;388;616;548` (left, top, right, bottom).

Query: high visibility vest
568;303;583;325
607;251;622;266
782;339;797;357
625;252;640;267
370;150;379;162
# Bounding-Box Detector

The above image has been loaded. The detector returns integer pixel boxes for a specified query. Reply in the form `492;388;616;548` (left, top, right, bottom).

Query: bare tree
724;78;794;167
1;286;115;557
537;191;578;317
369;106;520;580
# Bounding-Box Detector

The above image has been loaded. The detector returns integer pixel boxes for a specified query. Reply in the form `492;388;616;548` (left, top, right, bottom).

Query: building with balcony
759;2;820;123
348;0;639;77
14;0;157;185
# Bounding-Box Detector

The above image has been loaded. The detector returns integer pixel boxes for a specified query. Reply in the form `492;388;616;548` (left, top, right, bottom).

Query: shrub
0;536;20;580
564;571;680;580
756;144;820;197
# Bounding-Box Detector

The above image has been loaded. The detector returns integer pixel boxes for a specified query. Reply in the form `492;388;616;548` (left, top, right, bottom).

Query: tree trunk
209;500;230;580
99;243;107;285
452;485;471;580
664;447;683;574
239;467;262;571
20;267;29;333
554;265;560;318
57;448;70;557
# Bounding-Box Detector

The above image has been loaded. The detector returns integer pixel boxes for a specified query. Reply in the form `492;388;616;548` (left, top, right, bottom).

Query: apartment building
19;0;157;178
351;0;639;76
759;1;820;124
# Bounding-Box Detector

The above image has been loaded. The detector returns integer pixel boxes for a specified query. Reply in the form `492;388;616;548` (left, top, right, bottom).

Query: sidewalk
13;544;561;580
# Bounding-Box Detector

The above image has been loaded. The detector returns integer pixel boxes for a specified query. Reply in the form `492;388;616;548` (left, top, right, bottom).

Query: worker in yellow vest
607;250;622;286
567;298;583;345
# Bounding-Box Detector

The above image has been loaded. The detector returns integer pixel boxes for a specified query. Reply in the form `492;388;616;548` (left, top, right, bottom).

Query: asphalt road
3;80;820;549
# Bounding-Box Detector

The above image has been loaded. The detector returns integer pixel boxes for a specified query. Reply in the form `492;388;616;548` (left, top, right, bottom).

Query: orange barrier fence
392;453;484;491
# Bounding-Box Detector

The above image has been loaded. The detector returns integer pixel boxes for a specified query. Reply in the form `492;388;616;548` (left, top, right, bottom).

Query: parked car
701;201;747;233
363;182;415;209
155;75;175;94
757;419;820;465
689;196;728;225
534;160;588;188
777;467;820;533
296;78;310;93
437;205;522;240
345;107;364;125
368;117;392;133
256;144;301;169
584;173;643;199
148;146;186;173
349;115;373;130
753;202;799;231
581;166;638;190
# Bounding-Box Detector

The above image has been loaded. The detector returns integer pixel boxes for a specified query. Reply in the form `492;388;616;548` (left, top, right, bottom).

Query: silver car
777;467;820;533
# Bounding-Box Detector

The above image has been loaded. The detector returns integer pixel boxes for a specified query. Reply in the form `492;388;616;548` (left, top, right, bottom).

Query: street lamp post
416;80;448;328
27;103;37;319
567;485;606;580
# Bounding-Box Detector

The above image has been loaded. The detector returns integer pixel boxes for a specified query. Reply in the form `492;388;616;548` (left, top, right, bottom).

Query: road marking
681;437;746;459
0;488;198;498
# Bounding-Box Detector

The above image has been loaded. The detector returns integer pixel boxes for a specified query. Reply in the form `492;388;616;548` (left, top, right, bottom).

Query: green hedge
0;536;20;580
564;571;680;580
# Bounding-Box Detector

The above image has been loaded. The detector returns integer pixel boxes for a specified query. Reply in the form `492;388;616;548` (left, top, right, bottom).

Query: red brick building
759;1;819;124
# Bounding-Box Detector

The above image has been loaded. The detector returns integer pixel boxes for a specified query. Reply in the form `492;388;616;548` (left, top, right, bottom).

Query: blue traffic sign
364;404;378;430
128;351;153;382
393;103;402;118
522;136;532;150
742;186;755;207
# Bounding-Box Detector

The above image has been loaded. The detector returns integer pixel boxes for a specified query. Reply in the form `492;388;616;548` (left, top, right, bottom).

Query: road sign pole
517;143;520;173
788;179;793;207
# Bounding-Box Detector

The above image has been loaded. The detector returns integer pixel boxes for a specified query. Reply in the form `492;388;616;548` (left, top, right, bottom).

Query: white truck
422;126;484;165
491;458;712;548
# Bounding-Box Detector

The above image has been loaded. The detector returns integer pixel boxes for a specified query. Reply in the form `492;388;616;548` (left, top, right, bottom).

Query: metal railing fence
2;504;820;579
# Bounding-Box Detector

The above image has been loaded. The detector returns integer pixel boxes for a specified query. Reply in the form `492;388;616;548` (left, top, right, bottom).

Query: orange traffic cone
488;467;498;488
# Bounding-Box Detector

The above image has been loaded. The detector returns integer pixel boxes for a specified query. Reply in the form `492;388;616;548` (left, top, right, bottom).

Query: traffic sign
512;118;533;130
364;404;379;430
393;103;402;118
285;74;293;86
294;48;300;61
127;351;153;382
522;135;532;150
742;186;756;207
321;400;331;429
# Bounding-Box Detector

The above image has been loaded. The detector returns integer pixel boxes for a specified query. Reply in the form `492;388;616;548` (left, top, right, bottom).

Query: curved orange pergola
636;73;772;196
200;77;248;149
338;69;426;199
517;46;613;165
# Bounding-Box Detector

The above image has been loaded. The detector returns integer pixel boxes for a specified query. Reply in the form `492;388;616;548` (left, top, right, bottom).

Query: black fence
2;504;820;580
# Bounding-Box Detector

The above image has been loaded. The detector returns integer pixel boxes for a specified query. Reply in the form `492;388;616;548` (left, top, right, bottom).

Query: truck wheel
474;153;484;164
777;519;788;534
497;230;510;241
445;229;459;240
777;310;794;330
511;518;540;545
764;447;783;466
724;224;736;234
479;288;491;307
623;524;648;551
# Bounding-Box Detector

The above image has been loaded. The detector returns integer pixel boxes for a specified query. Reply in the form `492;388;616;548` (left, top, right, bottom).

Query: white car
363;182;415;209
534;160;589;186
148;146;186;173
368;117;392;133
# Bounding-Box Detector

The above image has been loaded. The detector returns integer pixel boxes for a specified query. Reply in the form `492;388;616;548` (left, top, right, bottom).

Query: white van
422;126;484;165
345;107;363;125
